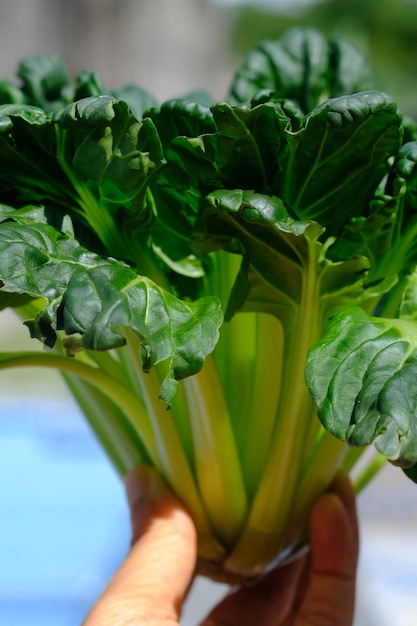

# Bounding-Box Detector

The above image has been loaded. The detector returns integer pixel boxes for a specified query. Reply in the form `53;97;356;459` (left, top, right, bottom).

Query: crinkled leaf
54;96;163;206
328;140;417;282
326;193;403;281
282;91;402;235
249;91;305;130
0;202;104;251
152;101;292;262
0;104;68;208
0;97;164;264
211;102;290;192
229;27;372;112
229;28;330;111
16;55;71;111
394;141;417;210
155;92;402;263
0;288;33;311
306;307;417;467
72;70;108;100
193;190;370;323
145;98;216;148
0;79;26;106
328;36;373;98
400;272;417;321
111;84;158;121
0;220;222;403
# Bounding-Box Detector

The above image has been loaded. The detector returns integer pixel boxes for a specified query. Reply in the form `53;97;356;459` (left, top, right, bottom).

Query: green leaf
404;462;417;483
0;288;33;311
229;27;372;113
0;220;223;404
400;272;417;321
0;97;165;266
111;84;158;121
194;190;370;324
145;98;216;148
282;91;403;235
0;79;26;106
326;194;403;282
73;70;108;101
327;141;417;285
0;103;68;208
17;55;71;111
328;35;373;98
54;96;163;205
394;141;417;210
306;307;417;467
229;28;330;111
211;101;290;192
151;100;292;264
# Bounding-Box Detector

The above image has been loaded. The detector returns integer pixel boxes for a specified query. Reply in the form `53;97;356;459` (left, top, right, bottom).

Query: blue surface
2;396;417;625
0;396;130;625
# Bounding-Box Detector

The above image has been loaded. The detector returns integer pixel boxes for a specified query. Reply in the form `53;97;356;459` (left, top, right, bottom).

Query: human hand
202;470;359;626
82;468;358;626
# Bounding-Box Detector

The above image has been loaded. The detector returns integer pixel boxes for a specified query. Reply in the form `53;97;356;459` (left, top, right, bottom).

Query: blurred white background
0;0;233;101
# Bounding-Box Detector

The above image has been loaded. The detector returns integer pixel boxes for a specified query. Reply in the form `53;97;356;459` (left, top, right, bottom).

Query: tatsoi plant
0;27;417;580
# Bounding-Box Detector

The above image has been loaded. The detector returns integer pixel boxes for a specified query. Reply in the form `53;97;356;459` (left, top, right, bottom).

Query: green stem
213;311;258;455
225;247;319;576
241;312;284;497
353;451;387;493
342;445;368;473
82;349;128;385
182;355;248;548
122;333;226;560
288;430;348;543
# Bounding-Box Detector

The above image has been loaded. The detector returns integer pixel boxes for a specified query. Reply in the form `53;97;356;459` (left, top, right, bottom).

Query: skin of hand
82;467;359;626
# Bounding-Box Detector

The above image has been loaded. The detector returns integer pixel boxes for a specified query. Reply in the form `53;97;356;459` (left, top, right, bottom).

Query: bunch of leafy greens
1;27;417;579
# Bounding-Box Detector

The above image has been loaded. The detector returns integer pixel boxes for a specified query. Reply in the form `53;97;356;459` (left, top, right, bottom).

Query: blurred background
0;0;417;624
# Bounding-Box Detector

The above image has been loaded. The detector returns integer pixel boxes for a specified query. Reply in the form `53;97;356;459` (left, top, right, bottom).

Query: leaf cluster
1;28;417;485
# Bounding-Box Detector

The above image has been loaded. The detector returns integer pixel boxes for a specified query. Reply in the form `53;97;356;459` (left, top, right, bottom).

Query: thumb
83;466;197;626
296;471;359;626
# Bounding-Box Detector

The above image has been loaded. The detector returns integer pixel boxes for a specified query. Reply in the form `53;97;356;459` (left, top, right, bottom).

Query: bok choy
0;27;416;580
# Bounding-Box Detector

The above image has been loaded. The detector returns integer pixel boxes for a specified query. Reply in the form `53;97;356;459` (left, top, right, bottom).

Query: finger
295;472;359;626
200;554;309;626
331;470;359;548
83;466;197;626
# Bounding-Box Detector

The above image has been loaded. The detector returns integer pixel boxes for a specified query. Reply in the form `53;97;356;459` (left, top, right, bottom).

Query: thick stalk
287;429;348;545
213;311;258;455
240;313;284;498
182;355;248;548
123;335;226;561
116;339;194;465
224;378;316;576
225;249;320;576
